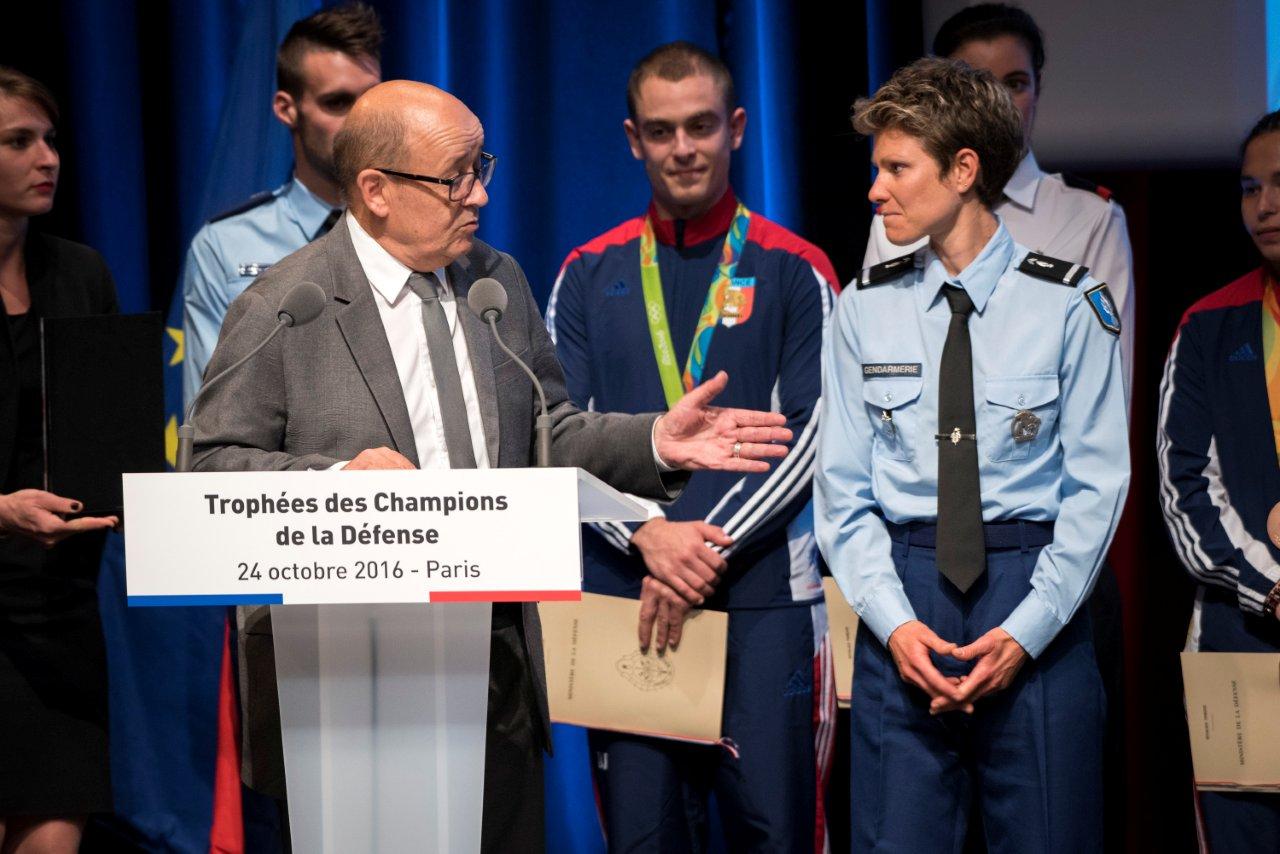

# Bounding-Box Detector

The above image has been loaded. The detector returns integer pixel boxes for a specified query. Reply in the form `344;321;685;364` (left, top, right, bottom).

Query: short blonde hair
851;57;1023;208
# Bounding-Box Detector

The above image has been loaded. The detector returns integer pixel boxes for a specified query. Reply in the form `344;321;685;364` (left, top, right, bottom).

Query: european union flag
91;2;317;850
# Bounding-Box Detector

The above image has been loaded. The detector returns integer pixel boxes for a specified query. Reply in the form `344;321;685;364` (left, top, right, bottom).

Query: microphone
175;281;327;473
276;280;326;327
467;277;552;467
467;277;507;324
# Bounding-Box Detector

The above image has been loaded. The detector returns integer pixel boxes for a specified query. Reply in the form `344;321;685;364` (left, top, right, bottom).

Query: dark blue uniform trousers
850;532;1105;853
1192;591;1280;853
590;604;819;853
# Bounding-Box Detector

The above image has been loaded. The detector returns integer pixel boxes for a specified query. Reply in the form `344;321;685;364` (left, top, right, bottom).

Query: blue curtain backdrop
2;1;925;850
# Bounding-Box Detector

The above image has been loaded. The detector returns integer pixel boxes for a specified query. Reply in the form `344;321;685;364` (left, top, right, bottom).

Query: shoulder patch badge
857;252;917;289
1084;283;1121;335
1017;252;1088;287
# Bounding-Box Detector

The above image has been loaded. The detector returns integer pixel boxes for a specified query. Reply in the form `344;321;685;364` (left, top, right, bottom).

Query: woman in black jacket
0;66;120;853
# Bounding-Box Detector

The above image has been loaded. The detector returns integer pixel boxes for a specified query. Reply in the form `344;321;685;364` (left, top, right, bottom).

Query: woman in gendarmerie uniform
817;58;1128;852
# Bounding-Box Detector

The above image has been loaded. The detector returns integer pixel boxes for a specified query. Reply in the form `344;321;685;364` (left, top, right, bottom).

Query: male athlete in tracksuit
548;41;838;853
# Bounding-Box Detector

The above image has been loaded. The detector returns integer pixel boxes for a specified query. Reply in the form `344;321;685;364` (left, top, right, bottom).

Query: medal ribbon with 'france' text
639;203;751;409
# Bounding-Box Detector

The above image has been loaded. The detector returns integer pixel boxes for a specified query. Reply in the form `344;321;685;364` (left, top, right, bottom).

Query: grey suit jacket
192;218;680;795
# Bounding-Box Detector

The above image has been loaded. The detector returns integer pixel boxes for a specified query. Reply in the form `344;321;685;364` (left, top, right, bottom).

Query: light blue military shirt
814;222;1129;658
180;176;336;405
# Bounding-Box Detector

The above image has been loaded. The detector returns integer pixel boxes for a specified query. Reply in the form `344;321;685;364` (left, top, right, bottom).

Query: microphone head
277;281;327;328
467;277;508;322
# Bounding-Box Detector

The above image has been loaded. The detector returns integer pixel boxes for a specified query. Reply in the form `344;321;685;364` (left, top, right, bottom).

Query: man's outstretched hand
654;371;791;473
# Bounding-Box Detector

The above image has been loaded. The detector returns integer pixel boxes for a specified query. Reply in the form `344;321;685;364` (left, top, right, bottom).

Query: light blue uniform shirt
814;223;1129;658
181;176;336;406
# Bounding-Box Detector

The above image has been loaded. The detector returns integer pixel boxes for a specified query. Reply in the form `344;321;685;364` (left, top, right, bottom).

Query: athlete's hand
637;575;692;654
631;518;732;605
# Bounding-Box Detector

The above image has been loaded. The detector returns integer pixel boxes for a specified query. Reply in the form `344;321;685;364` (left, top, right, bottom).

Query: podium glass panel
271;602;492;853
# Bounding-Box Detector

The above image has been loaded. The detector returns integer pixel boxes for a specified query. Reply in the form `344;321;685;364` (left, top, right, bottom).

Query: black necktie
313;208;342;240
405;272;478;469
936;285;985;592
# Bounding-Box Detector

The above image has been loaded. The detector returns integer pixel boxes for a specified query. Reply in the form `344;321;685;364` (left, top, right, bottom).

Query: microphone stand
175;318;290;473
484;314;551;468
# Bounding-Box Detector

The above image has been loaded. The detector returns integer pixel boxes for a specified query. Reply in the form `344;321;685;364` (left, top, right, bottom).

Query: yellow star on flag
166;326;184;367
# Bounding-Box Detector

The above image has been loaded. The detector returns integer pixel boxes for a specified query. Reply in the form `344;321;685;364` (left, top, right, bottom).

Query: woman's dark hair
933;3;1045;92
1242;109;1280;159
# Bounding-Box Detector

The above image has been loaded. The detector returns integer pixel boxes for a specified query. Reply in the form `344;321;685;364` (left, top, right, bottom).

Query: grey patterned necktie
405;271;477;469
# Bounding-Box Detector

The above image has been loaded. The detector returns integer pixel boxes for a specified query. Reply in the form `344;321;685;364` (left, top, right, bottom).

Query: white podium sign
124;467;644;606
124;466;647;853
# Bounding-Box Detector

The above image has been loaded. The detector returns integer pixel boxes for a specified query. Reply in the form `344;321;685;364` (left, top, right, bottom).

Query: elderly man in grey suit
191;80;791;852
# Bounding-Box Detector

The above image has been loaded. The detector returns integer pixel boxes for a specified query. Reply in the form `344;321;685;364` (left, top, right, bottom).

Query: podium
124;467;646;853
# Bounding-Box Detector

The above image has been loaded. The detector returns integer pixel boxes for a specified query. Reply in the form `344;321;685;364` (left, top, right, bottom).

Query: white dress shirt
862;151;1136;403
345;211;491;469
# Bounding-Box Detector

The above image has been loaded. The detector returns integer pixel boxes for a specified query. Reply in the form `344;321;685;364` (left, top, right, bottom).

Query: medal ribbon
1262;271;1280;464
639;203;751;408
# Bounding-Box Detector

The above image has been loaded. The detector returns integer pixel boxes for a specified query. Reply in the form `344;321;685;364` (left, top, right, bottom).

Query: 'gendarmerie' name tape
862;363;922;378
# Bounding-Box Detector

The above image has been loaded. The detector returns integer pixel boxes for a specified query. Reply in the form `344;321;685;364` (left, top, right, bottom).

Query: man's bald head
332;80;479;200
336;80;490;271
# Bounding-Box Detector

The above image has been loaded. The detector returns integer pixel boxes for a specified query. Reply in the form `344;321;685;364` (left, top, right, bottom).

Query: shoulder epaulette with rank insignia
208;190;276;224
1017;252;1089;287
857;252;916;289
1061;172;1114;202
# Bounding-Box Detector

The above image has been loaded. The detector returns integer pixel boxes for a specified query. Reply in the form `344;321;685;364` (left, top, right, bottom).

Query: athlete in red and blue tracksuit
548;188;838;852
1158;267;1280;852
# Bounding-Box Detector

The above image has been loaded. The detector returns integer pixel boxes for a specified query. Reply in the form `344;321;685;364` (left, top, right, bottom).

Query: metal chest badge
880;409;895;438
1011;410;1041;443
719;277;756;327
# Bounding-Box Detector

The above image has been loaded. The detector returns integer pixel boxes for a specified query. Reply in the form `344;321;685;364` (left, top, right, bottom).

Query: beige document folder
1181;652;1280;791
539;592;728;744
823;578;858;709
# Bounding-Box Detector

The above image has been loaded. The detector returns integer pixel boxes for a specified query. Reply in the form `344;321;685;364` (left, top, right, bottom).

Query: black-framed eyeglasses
376;152;497;202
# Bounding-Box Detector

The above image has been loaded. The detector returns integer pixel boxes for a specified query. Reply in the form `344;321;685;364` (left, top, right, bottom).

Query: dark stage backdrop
2;1;929;851
2;0;911;314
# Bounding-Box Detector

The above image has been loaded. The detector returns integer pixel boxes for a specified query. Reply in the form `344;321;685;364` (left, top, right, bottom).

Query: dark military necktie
405;271;478;469
313;208;342;240
936;285;985;592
